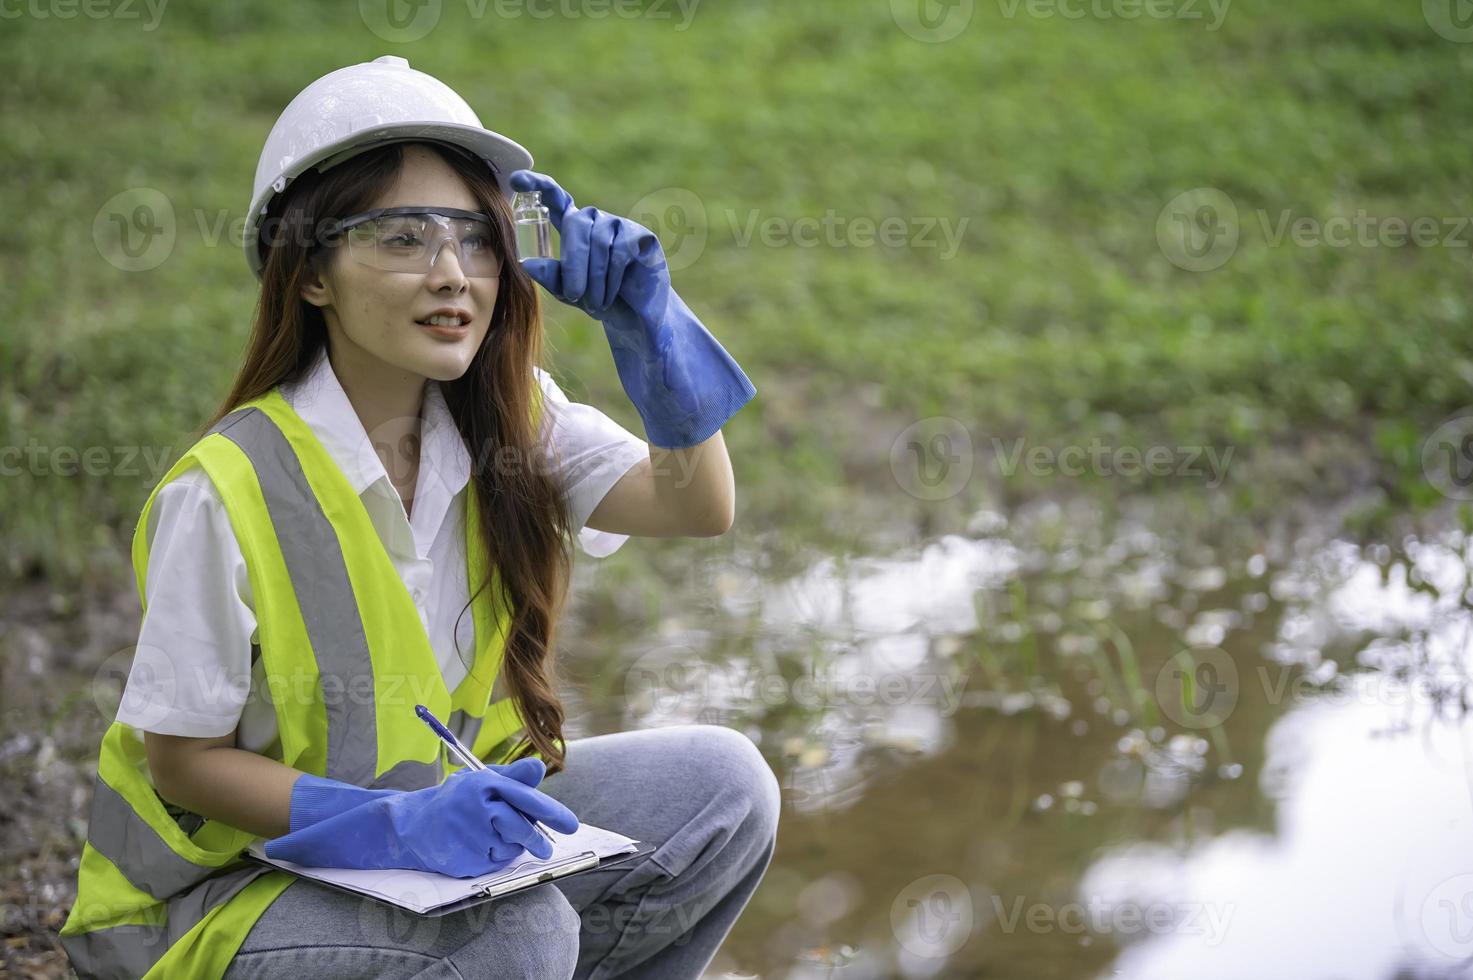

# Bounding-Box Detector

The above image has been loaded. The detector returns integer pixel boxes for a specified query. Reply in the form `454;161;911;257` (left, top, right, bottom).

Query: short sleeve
534;366;649;558
114;468;257;737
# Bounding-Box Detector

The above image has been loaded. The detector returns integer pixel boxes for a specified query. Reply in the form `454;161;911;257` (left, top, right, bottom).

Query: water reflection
572;498;1473;977
1087;529;1473;980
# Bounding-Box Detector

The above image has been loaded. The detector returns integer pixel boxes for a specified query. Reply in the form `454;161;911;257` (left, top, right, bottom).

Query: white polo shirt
114;347;649;755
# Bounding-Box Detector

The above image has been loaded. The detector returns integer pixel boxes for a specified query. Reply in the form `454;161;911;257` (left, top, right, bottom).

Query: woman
61;55;778;980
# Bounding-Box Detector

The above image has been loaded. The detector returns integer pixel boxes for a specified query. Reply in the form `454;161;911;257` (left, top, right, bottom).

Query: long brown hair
199;141;573;775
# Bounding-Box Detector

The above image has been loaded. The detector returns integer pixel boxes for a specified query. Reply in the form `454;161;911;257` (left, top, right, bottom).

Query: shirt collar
279;346;472;501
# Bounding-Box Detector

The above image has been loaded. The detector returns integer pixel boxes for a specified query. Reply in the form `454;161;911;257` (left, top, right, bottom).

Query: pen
415;704;557;850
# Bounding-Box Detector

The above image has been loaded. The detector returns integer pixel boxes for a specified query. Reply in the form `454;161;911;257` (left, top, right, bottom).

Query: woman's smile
419;319;471;341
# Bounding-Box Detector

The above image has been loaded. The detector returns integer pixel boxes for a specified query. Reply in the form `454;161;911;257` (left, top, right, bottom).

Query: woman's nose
425;238;469;286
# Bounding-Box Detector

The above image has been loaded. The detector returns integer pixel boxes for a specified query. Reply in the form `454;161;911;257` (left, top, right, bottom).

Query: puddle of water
1082;527;1473;980
562;494;1473;977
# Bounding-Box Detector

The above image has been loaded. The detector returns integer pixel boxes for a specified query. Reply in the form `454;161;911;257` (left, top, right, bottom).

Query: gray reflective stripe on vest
60;863;271;980
61;921;165;980
447;660;516;758
208;406;379;786
369;756;443;790
85;774;221;900
166;862;275;945
448;708;484;751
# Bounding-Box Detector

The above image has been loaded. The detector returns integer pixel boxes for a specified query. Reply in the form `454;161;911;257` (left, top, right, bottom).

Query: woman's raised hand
509;169;668;321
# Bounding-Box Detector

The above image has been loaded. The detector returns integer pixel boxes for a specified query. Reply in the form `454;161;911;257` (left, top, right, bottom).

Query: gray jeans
219;724;782;979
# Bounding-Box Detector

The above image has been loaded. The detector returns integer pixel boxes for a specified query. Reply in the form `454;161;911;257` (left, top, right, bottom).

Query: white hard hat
244;54;533;281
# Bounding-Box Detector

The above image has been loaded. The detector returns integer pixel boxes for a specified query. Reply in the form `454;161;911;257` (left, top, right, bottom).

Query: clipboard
245;830;657;918
419;839;656;917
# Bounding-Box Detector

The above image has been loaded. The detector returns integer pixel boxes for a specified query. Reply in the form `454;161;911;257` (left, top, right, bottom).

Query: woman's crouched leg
537;723;783;980
221;875;582;980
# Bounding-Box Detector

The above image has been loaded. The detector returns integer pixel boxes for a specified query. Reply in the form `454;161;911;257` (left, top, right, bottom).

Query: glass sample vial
513;191;556;261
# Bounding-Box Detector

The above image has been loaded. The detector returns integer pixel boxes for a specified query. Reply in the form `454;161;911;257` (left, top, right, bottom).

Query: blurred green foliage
2;0;1470;589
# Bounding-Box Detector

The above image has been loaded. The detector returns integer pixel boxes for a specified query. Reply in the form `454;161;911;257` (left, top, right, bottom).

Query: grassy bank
2;0;1470;589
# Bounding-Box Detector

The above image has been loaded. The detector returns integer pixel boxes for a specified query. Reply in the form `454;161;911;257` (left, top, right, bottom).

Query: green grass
2;0;1471;589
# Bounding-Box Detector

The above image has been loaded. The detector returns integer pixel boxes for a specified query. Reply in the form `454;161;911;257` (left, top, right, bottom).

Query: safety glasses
322;206;505;278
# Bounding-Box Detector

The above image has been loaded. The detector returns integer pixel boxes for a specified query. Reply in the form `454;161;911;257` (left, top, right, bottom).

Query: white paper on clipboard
245;821;647;916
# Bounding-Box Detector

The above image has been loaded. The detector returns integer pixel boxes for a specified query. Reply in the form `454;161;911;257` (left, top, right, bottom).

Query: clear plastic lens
513;191;556;261
346;213;503;277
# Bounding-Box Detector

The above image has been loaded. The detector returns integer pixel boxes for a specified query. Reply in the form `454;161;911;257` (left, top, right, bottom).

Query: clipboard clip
476;850;600;898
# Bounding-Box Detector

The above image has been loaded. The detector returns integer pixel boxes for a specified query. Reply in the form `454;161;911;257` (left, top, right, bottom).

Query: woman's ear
300;253;334;309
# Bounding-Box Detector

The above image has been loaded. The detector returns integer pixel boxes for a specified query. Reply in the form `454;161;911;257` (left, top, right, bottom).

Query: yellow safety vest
61;383;562;979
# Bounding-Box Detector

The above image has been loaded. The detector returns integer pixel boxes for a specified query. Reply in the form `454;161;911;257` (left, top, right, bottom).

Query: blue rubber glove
264;757;580;878
509;169;756;450
281;759;536;832
281;773;399;833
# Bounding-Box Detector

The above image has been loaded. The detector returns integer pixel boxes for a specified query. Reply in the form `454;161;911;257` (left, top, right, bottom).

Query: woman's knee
692;725;782;845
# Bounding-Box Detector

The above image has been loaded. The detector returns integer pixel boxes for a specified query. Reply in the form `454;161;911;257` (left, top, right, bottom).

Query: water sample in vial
513;191;556;261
